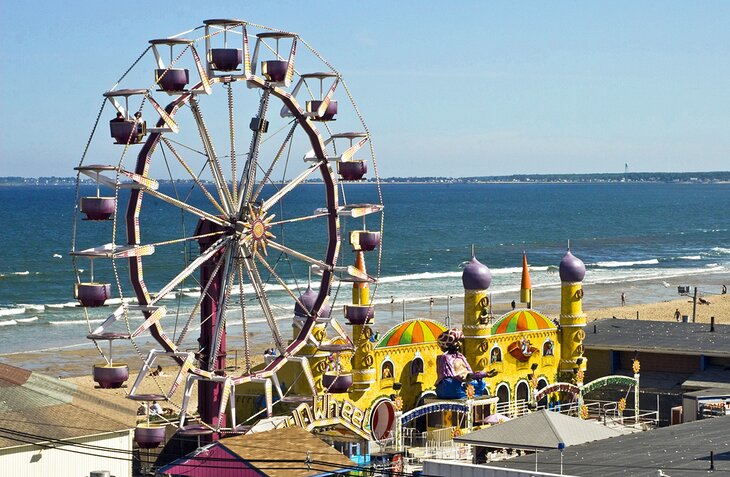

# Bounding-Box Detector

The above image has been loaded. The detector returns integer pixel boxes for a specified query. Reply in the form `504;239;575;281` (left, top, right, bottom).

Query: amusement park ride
70;18;640;464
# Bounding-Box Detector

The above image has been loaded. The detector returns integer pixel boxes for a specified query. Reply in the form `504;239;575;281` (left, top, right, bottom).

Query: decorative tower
558;248;588;376
348;230;380;391
520;251;532;309
462;254;493;372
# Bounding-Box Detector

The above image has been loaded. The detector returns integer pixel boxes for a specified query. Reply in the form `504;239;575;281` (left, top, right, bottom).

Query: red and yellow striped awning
491;309;556;335
376;319;446;348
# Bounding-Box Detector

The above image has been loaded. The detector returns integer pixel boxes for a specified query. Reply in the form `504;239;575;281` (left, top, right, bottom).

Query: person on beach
621;292;626;306
511;300;516;310
429;297;435;308
723;285;727;295
674;308;681;321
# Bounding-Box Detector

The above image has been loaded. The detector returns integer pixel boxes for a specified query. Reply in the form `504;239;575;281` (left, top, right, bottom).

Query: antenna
471;244;475;258
567;239;571;251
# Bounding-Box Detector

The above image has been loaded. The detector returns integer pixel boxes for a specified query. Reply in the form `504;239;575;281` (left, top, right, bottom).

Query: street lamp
558;442;565;475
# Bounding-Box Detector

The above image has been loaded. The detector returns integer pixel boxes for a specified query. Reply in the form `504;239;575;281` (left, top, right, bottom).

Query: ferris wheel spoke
143;188;228;227
174;250;228;348
150;235;232;305
259;162;323;214
189;96;234;215
240;248;286;353
250;122;298;204
253;250;310;317
237;90;272;211
266;240;331;271
268;212;329;227
161;137;227;216
208;246;236;370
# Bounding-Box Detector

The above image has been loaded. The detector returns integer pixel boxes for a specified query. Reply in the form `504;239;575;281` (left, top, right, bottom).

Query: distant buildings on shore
2;171;729;186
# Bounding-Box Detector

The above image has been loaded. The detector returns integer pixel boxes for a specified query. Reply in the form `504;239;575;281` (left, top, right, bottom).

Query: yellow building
233;248;588;446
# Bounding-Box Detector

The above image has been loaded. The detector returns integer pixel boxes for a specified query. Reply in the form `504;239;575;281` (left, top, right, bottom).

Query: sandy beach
1;280;728;416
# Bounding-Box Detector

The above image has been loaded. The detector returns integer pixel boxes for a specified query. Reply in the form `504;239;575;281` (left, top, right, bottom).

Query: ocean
1;182;729;362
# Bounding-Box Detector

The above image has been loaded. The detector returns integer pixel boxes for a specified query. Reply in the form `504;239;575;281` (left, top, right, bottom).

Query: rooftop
584;318;730;357
489;414;730;476
454;410;624;450
0;362;137;449
159;426;355;477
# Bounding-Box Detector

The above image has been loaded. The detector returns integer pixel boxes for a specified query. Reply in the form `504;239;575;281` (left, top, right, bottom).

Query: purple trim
322;372;353;393
209;48;242;71
358;231;380;251
156;68;190;92
261;60;288;82
307;100;338;121
92;364;129;389
134;424;166;449
338;161;367;181
80;196;115;221
559;250;586;282
109;120;142;144
462;256;492;290
75;283;111;307
344;304;374;325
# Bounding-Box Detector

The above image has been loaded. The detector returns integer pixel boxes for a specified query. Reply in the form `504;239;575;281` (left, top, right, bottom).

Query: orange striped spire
520;251;532;307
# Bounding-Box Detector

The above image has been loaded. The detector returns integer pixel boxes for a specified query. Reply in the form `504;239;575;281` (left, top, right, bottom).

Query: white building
0;363;136;477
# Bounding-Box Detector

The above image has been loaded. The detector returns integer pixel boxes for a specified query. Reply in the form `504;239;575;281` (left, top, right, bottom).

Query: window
411;357;424;375
490;346;502;363
542;339;554;356
381;360;394;380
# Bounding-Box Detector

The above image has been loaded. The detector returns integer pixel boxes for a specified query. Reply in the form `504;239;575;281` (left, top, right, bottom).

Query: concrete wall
0;430;132;477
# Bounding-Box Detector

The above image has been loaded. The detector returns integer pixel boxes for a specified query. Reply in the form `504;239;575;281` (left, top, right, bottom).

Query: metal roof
454;410;623;450
584;318;730;357
490;414;730;476
0;362;137;449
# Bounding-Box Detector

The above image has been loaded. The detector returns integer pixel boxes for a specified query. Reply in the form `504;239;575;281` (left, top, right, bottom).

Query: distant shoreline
2;173;730;187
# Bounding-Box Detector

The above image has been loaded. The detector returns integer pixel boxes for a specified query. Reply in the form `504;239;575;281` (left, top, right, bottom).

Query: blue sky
2;1;729;177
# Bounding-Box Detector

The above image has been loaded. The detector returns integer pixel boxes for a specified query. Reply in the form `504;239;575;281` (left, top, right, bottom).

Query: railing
495;399;530;418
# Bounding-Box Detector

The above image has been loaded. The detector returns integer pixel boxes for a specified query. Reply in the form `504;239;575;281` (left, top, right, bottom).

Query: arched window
411;357;424;375
381;360;394;380
490;345;502;363
537;378;549;408
496;383;510;410
542;339;554;356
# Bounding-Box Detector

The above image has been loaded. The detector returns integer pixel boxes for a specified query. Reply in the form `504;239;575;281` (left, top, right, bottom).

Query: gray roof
683;367;730;391
490;415;730;476
454;410;623;450
584;318;730;357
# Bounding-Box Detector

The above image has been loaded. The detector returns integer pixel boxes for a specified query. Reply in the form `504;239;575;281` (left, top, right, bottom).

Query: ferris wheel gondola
71;18;383;439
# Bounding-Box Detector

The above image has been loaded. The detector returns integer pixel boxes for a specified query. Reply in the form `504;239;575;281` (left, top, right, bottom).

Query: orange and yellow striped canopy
376;319;447;348
491;309;556;335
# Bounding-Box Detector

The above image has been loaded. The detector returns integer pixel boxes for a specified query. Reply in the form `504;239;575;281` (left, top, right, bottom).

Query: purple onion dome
462;256;492;290
559;250;586;282
294;287;331;318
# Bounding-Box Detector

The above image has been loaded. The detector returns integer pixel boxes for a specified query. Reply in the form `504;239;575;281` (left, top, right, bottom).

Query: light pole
558;442;565;475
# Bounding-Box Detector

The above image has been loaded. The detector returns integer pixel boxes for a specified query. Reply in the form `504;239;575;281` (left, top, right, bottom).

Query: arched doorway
496;383;510;414
515;381;530;416
537;378;549;409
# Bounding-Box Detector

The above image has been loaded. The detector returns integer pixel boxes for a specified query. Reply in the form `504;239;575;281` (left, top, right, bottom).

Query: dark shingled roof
490;414;730;476
584;318;730;357
0;362;137;449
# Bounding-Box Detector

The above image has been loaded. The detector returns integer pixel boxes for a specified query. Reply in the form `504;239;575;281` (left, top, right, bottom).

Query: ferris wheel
71;19;383;438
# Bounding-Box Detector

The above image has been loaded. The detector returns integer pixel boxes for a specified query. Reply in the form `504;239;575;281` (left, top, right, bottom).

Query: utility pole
692;287;698;323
